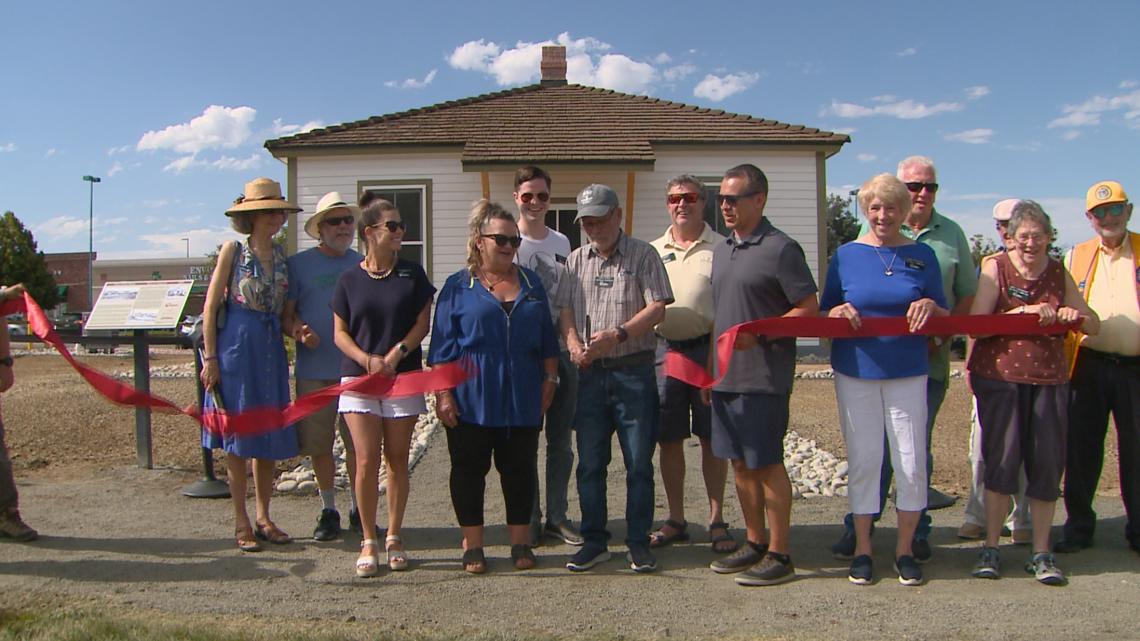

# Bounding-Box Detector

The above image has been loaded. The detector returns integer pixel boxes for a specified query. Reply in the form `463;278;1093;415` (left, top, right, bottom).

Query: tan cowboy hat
225;177;301;216
304;191;361;240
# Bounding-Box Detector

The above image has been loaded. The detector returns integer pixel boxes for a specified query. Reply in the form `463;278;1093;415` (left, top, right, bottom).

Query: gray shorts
973;375;1067;502
710;390;789;469
295;378;353;457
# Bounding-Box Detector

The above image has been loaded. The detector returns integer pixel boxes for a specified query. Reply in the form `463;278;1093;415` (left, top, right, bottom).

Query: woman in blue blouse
428;200;559;574
820;173;947;587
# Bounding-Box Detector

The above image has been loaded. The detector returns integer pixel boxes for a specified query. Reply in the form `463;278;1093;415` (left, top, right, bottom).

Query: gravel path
2;431;1137;641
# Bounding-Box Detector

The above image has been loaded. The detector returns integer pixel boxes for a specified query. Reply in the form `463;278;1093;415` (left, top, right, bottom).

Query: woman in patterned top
200;177;300;553
967;200;1099;585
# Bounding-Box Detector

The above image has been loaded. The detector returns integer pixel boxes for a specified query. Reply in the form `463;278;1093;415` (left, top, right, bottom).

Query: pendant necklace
875;246;899;276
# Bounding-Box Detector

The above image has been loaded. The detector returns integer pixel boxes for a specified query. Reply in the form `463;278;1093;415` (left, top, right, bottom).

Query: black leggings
445;422;539;527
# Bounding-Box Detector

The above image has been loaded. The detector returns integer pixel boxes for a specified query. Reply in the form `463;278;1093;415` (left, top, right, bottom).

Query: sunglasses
519;192;550;204
1091;203;1128;219
323;215;355;226
905;182;939;193
716;190;763;207
369;220;406;233
480;233;522;248
667;192;701;205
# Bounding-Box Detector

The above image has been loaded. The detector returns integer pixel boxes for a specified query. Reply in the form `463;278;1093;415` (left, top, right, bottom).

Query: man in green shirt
831;156;977;563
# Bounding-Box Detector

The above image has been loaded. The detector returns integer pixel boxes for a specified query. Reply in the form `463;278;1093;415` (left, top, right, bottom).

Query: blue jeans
532;351;578;527
575;362;658;548
842;376;947;540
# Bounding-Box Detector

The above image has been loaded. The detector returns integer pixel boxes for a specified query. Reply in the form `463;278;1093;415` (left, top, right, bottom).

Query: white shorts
337;376;427;419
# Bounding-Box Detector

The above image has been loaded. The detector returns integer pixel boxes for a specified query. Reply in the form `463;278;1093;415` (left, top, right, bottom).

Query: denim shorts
710;390;789;469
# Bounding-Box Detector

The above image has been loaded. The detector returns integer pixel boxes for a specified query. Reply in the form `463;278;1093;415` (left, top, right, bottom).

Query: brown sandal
236;526;262;552
254;521;292;545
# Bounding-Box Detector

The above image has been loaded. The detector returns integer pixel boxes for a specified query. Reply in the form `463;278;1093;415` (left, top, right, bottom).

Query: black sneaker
626;545;658;573
735;553;795;586
545;520;585;546
912;537;932;563
895;555;923;586
347;508;383;538
831;528;856;560
1053;538;1090;554
710;541;768;574
848;554;873;585
313;508;341;541
566;543;611;572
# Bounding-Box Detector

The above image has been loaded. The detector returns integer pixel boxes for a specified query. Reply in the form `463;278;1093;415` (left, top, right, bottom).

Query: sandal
235;525;262;553
386;534;409;571
254;521;292;545
462;547;487;574
511;543;537;570
649;519;690;548
356;539;380;578
708;521;739;554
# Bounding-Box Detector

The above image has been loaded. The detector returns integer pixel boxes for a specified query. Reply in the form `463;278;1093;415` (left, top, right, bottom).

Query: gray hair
897;155;937;181
229;212;254;235
665;174;705;197
1008;200;1055;238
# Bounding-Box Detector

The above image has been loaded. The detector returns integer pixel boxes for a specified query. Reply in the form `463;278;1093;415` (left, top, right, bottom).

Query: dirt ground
0;353;1136;641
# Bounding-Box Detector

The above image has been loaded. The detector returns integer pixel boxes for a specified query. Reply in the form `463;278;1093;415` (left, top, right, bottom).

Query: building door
544;208;581;251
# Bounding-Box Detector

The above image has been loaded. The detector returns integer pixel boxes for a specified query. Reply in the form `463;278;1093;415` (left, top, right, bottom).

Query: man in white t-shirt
513;165;584;547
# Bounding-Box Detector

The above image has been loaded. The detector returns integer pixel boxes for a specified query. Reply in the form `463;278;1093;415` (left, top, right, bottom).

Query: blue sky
2;0;1137;259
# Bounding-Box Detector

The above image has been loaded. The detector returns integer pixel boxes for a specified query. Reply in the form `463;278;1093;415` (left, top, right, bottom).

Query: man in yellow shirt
1056;180;1140;555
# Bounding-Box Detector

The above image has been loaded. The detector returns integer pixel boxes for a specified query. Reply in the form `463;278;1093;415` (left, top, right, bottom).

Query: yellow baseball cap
1085;180;1128;212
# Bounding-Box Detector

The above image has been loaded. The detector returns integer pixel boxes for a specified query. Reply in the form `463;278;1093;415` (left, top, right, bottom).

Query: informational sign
85;280;194;331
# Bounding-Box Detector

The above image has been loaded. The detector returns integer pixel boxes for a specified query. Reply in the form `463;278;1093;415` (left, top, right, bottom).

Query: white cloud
896;47;917;57
663;64;697;82
163;155;204;173
0;143;16;152
210;154;262;171
965;86;990;100
445;33;656;93
1061;130;1082;141
107;162;124;177
107;145;132;156
693;72;760;102
101;216;128;226
652;52;671;65
137;105;256;154
1120;80;1137;89
823;97;963;119
45;148;56;158
270;118;324;136
855;153;877;162
33;215;88;240
1048;87;1140;134
944;128;994;144
1004;140;1042;152
787;61;822;75
830;126;857;135
385;69;438;90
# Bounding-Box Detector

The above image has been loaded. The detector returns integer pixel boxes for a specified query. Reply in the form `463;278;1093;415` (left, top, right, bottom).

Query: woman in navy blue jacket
428;200;559;574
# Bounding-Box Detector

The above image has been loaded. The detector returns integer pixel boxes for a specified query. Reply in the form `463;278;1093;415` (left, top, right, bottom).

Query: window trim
355;178;434;281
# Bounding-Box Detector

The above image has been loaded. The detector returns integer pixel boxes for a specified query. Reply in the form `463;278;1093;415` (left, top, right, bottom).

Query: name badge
661;252;677;264
595;275;615;288
904;258;926;270
1007;285;1031;301
555;254;567;265
396;268;413;278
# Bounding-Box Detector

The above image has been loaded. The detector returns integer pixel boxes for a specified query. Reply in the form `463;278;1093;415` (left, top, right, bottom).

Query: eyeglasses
480;233;522;248
519;192;550;204
323;215;355;226
369;220;406;233
667;192;701;205
716;191;763;207
905;182;939;193
1091;203;1128;219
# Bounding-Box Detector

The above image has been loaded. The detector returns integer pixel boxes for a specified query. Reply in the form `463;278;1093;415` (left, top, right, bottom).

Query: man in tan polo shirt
1056;180;1140;555
647;175;736;555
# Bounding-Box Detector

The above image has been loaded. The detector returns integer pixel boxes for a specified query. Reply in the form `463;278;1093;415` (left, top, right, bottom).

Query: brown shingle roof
265;83;848;163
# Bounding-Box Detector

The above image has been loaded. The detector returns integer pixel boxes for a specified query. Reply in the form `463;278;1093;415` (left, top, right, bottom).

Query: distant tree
969;234;1001;266
826;193;860;259
0;211;61;309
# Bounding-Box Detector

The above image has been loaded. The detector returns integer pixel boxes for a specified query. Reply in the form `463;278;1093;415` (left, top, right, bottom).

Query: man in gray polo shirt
555;184;674;574
707;164;819;586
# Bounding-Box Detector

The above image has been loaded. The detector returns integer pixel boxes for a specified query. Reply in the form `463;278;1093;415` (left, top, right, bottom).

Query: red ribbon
1;293;468;437
664;314;1077;390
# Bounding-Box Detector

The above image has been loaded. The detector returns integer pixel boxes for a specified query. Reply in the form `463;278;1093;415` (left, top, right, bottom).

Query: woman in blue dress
200;177;300;552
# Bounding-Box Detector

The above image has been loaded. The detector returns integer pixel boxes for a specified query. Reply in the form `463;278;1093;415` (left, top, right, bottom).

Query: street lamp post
82;175;101;311
181;237;190;258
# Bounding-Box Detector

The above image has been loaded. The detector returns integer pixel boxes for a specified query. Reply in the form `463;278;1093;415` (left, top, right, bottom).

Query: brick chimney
540;45;567;86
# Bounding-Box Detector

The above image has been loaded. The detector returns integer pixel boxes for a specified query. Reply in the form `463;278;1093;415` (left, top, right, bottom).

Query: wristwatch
397;342;409;355
614;325;629;343
0;356;12;367
544;372;560;385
